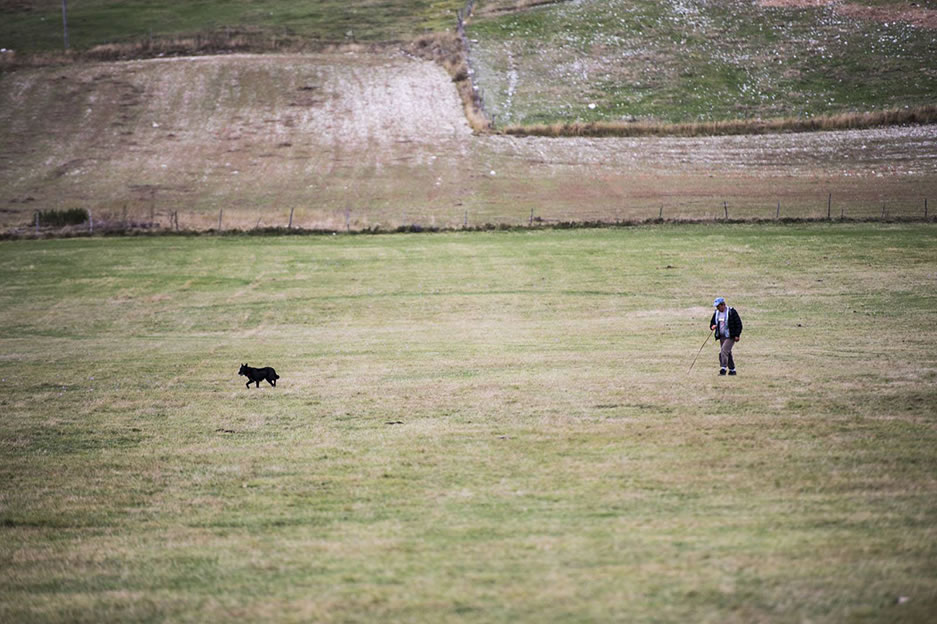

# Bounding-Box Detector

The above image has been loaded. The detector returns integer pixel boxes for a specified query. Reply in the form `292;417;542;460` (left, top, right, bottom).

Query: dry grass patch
501;105;937;137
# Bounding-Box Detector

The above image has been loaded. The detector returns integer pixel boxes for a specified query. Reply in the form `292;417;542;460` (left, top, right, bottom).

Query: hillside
2;0;935;129
0;53;472;231
466;0;937;127
1;1;936;232
0;0;466;52
2;52;936;232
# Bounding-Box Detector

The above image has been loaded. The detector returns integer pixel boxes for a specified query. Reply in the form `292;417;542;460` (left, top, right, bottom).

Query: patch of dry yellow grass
501;106;937;138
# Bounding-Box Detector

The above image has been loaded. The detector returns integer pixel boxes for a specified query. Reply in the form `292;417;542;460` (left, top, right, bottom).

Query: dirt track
485;126;937;178
2;53;936;231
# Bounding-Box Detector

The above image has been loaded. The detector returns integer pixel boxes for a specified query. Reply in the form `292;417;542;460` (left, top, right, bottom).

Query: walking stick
687;332;712;374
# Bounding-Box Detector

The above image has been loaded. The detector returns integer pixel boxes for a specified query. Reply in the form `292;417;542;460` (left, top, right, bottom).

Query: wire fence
14;195;933;238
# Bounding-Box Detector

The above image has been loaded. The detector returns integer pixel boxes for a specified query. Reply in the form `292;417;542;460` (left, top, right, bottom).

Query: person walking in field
710;297;742;375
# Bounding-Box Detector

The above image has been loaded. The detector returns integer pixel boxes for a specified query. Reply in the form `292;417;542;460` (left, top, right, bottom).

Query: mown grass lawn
1;224;936;622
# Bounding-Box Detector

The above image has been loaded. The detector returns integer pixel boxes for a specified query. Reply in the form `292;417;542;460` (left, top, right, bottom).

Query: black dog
238;363;279;388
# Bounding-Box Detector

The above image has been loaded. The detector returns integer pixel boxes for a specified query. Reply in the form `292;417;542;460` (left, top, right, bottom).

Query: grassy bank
0;0;466;53
467;0;937;126
1;224;936;622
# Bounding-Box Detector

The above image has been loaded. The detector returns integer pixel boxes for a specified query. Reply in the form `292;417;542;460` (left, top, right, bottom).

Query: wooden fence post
35;211;39;234
776;201;780;219
218;208;223;230
288;206;294;229
61;0;69;50
723;201;728;219
89;209;93;234
827;193;831;219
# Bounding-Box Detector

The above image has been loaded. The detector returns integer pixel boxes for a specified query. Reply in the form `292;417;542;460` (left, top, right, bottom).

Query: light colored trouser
719;337;736;370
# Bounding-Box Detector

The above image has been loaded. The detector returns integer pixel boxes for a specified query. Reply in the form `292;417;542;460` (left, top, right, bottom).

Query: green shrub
38;208;89;227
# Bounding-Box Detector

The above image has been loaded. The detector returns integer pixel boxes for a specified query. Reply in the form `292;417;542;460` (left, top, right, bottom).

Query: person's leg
718;338;729;372
724;338;736;374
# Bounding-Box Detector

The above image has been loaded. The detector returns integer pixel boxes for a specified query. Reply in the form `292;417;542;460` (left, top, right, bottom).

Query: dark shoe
728;370;737;376
719;369;727;375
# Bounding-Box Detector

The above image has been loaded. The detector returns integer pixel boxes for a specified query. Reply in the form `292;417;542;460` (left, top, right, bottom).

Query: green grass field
0;0;465;51
468;0;937;125
2;224;936;622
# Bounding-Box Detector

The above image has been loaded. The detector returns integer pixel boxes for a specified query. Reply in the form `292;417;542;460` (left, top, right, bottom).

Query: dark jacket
710;307;743;340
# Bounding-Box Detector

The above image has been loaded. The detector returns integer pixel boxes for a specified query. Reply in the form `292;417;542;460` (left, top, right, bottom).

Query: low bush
37;208;89;227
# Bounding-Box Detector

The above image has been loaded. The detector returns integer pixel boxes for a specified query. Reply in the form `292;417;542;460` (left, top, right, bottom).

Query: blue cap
713;297;725;307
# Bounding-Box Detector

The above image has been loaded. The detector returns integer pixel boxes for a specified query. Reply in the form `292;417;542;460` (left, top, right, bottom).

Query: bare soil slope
2;52;936;231
1;53;472;230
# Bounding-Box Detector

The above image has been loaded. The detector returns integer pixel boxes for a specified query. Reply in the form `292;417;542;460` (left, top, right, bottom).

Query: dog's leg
269;378;276;387
245;381;251;389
